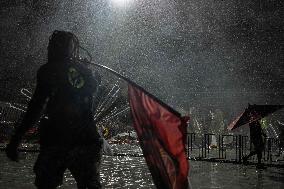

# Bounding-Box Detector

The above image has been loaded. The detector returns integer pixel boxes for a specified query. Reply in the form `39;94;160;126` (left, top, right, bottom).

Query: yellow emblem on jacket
68;67;85;88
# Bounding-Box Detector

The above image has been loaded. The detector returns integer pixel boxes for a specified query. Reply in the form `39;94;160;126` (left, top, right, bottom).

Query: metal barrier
263;137;281;163
0;105;283;166
187;132;282;165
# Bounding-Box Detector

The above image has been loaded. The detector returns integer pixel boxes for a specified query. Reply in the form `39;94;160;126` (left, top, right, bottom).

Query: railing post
243;136;247;157
190;133;193;152
221;135;224;159
207;134;210;157
218;135;221;159
235;136;238;162
266;137;272;162
238;135;242;163
201;135;204;158
204;134;206;158
187;134;190;158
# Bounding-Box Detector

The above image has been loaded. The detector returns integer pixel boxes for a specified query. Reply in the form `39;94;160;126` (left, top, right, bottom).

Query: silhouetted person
242;120;266;168
6;30;102;189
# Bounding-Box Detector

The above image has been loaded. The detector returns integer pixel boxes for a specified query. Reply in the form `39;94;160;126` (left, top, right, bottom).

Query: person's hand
5;141;19;162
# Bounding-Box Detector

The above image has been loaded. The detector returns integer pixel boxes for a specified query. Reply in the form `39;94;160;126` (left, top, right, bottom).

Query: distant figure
6;30;103;189
242;120;266;168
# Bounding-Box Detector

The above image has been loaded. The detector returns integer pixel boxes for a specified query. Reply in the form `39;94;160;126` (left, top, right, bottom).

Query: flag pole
79;59;181;117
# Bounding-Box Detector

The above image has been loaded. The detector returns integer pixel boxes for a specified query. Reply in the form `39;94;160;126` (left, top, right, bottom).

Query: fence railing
186;132;282;164
1;103;283;165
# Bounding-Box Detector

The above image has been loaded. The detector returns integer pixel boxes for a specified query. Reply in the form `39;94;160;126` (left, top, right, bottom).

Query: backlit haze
0;0;283;125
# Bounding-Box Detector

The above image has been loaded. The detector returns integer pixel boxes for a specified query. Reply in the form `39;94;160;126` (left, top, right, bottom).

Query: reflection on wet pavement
0;152;283;189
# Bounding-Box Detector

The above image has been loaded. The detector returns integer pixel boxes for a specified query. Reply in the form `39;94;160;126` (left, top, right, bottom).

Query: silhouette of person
6;30;103;189
242;120;266;168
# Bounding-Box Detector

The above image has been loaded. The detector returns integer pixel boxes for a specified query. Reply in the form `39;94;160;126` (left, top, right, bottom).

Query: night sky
0;0;283;119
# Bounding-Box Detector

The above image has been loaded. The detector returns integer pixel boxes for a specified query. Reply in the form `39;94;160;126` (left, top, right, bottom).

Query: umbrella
228;104;284;131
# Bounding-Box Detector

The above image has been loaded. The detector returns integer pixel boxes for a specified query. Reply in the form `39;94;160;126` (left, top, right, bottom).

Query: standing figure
242;120;266;168
6;30;103;189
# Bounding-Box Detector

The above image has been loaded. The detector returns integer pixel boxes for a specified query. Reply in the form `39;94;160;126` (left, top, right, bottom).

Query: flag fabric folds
128;83;190;189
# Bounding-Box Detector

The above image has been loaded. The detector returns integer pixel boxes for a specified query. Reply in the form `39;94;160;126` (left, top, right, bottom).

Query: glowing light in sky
111;0;134;8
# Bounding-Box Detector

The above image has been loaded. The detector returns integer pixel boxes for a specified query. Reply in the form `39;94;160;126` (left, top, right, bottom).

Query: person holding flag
6;30;103;189
6;29;191;189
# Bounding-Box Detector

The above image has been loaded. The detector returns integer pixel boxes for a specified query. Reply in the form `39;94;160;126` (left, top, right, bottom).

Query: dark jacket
249;121;265;150
14;60;101;148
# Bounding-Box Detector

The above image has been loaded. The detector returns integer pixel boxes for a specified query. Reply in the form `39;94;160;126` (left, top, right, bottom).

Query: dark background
0;0;283;133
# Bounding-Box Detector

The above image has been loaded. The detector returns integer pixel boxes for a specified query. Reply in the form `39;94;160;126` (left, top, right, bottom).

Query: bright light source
111;0;133;7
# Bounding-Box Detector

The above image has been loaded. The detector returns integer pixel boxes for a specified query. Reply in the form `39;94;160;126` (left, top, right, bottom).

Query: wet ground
0;151;284;189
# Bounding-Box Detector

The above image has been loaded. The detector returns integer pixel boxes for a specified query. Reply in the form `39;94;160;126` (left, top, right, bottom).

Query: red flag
128;84;190;189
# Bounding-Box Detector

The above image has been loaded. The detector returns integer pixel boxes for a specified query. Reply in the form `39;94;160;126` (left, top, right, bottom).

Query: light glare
111;0;133;7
